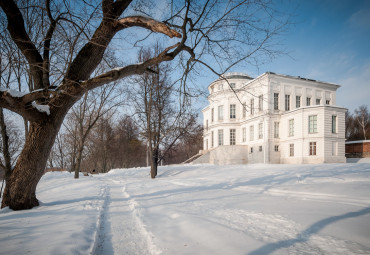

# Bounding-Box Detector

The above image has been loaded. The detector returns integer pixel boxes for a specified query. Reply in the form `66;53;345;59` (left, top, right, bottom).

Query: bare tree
354;105;370;140
0;0;289;210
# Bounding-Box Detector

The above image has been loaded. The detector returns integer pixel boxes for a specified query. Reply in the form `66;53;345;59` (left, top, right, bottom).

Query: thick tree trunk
1;117;63;210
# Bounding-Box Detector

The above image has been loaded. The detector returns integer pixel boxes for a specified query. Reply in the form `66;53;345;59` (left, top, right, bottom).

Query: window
250;125;254;141
309;142;317;155
211;131;214;147
218;129;224;146
316;98;321;105
230;83;236;89
309;115;317;133
274;93;279;110
258;95;263;112
211;108;214;122
290;144;294;157
306;97;311;106
205;139;208;150
230;129;236;145
250;147;253;153
274;145;279;152
250;99;254;115
230;104;236;119
206;120;208;130
296;96;301;108
332;115;337;133
326;100;330;105
289;119;294;137
258;123;263;139
243;103;246;118
218;105;224;120
285;95;290;111
274;122;279;138
259;146;262;152
242;127;246;142
332;142;338;156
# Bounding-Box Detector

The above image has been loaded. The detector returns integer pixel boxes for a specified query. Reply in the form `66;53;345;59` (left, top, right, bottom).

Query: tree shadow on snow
248;206;370;255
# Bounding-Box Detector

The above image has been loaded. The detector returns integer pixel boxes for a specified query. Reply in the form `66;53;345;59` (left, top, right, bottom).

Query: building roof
345;140;370;144
209;72;253;88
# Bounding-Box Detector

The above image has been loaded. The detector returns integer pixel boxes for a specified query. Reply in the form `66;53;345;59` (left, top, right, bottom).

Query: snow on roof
345;140;370;144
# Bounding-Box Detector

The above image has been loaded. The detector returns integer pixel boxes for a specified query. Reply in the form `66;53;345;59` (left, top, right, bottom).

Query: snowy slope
1;163;370;254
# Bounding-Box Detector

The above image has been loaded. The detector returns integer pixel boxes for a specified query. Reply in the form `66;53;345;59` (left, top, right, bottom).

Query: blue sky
194;0;369;113
253;0;370;113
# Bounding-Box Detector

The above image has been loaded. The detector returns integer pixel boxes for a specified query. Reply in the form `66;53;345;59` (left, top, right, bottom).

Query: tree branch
0;90;52;122
0;0;44;90
115;16;181;38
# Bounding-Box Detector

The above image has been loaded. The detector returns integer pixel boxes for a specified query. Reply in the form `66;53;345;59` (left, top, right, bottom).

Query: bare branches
0;89;53;122
115;16;181;38
0;0;43;90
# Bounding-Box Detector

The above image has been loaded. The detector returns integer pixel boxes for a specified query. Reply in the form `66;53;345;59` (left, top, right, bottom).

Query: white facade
201;72;346;164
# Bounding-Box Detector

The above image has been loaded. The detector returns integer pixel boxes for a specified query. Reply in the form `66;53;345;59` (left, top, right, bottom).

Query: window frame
289;119;294;137
218;129;224;146
289;143;294;157
274;93;279;110
308;115;318;133
230;129;236;145
285;94;290;111
296;95;301;108
309;142;317;156
230;104;236;119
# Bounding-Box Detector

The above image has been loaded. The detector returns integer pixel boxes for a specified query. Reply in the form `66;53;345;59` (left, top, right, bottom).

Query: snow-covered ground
1;163;370;255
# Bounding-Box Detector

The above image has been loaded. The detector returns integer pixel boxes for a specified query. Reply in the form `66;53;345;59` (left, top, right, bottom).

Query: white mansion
196;72;346;164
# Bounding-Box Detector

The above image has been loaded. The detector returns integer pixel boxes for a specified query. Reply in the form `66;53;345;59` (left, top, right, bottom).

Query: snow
31;102;50;115
346;140;370;144
0;88;27;97
1;163;370;254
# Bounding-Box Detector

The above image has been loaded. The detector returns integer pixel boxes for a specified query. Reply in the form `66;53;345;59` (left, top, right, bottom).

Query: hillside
1;163;370;254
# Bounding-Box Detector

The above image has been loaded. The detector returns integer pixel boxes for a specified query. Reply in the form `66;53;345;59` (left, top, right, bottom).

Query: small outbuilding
345;140;370;158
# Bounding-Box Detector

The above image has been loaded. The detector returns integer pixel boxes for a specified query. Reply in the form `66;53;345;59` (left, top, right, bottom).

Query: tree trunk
150;148;158;178
1;118;63;210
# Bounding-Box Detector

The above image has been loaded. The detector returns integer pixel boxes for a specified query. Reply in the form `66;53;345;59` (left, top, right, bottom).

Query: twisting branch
114;16;182;38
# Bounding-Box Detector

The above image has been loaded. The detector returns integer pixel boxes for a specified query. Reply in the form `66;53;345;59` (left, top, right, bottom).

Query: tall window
218;105;224;120
274;93;279;110
211;108;214;122
242;127;246;142
242;103;246;118
230;104;236;119
296;96;301;108
258;123;263;139
250;99;254;115
332;142;338;156
274;145;279;152
258;95;263;112
326;100;330;105
332;115;337;133
274;122;279;138
309;142;317;155
250;125;254;141
316;98;321;105
289;119;294;137
290;144;294;157
230;129;236;145
306;97;311;106
309;115;317;133
211;131;214;147
285;95;290;111
206;120;208;130
218;129;224;146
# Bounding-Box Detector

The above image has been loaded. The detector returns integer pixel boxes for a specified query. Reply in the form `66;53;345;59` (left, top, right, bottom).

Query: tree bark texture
1;120;61;209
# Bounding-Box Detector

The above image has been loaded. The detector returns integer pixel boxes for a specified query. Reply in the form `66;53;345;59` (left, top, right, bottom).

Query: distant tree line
345;105;370;141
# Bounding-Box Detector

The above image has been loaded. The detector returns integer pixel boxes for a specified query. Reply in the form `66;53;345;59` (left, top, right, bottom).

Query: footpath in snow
1;163;370;254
